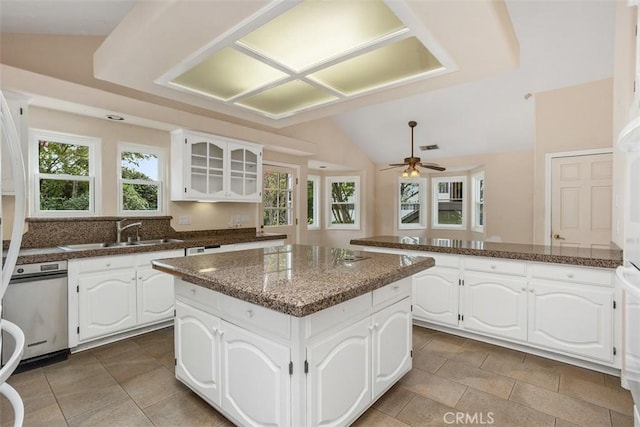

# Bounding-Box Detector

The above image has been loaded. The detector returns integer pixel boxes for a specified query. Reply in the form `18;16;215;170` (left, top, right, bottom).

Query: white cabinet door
227;142;262;201
463;273;528;341
175;300;221;407
372;297;412;398
220;320;290;427
528;280;613;362
185;136;227;200
412;267;460;327
137;266;175;325
306;316;372;427
78;270;137;340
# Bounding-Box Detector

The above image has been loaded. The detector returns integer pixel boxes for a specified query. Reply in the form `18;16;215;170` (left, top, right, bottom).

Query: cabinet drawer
306;293;371;340
426;253;461;269
175;279;220;312
220;294;290;340
531;263;613;287
464;257;526;276
372;277;411;310
79;255;135;273
137;250;184;267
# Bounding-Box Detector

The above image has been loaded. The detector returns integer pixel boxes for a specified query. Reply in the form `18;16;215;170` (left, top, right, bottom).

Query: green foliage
263;172;292;226
330;181;355;224
307;180;314;224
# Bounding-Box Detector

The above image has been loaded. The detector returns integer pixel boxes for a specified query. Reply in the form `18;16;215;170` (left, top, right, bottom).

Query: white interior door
551;153;612;249
261;165;297;244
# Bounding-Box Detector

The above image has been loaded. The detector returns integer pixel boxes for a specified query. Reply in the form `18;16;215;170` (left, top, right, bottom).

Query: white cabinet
372;297;412;398
1;91;28;195
463;273;527;342
71;249;183;345
171;129;262;202
221;320;291;426
412;266;460;327
528;279;614;362
175;300;221;406
78;270;137;341
306;316;372;427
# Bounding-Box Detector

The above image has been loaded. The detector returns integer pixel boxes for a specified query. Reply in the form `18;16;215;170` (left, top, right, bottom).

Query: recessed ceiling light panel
237;80;338;116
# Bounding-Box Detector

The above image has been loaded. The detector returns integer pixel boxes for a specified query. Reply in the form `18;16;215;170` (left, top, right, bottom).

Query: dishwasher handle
9;271;68;284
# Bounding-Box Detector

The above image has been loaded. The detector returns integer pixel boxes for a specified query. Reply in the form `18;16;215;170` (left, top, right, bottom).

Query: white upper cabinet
171;129;262;202
1;91;29;195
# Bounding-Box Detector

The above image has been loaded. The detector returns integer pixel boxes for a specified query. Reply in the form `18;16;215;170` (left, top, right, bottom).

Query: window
432;176;466;229
471;171;485;232
263;170;293;226
307;175;320;230
398;178;426;229
30;130;100;216
326;176;360;229
118;143;165;215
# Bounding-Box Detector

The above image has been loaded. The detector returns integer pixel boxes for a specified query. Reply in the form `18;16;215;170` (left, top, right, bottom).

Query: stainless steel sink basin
58;239;183;251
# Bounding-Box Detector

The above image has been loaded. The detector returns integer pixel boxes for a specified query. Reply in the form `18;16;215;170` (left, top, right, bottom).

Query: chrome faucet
116;219;143;243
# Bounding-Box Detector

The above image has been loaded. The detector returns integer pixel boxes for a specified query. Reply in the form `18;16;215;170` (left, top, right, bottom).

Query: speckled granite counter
350;235;622;268
152;244;434;317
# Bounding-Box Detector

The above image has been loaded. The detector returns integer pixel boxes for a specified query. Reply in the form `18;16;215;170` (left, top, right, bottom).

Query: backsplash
6;217;256;249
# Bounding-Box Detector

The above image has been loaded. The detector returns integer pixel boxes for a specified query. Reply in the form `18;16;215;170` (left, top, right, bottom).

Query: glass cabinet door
187;138;225;198
228;143;260;199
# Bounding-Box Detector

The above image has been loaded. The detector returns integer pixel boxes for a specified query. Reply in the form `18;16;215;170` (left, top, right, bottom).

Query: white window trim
29;129;101;217
432;175;467;230
307;174;321;230
398;177;427;230
471;171;485;233
325;175;360;230
117;142;166;216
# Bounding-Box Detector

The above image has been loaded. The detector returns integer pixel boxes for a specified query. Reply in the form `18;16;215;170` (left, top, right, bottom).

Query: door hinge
613;301;616;309
295;218;298;225
76;285;79;293
19;107;23;115
304;360;309;374
410;350;413;358
458;279;461;286
173;309;176;317
613;347;617;356
184;187;187;193
184;138;187;144
289;361;293;375
410;304;413;312
77;326;80;334
458;314;464;321
175;358;177;366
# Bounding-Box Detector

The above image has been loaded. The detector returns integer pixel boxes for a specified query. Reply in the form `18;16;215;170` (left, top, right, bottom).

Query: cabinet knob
212;327;218;334
106;263;111;267
190;289;196;295
246;310;254;318
138;276;142;280
490;265;496;270
529;289;534;293
374;323;380;330
368;325;374;332
567;273;574;278
131;277;136;281
219;330;224;337
521;287;526;291
393;284;400;290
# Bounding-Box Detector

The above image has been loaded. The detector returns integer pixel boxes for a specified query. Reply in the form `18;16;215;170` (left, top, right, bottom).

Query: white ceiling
0;0;616;166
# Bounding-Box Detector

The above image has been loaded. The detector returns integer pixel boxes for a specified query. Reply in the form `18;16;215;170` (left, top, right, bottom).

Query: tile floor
0;326;635;427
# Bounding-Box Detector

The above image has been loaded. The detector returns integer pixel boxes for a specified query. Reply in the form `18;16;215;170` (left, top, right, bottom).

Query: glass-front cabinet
171;129;262;202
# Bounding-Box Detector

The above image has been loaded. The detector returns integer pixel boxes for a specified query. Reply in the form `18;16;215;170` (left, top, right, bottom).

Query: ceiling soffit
94;0;518;128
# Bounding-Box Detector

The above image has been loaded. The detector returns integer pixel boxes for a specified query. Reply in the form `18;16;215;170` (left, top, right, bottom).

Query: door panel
137;267;174;324
412;267;459;326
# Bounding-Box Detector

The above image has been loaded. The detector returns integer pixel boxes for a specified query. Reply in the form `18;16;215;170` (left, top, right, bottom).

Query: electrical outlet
240;215;249;224
178;215;191;225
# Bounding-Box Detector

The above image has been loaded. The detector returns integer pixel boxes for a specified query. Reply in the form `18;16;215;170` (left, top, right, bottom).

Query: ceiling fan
381;120;445;177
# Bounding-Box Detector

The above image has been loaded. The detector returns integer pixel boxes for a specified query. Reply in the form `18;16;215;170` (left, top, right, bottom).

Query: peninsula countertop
350;235;623;269
152;244;435;317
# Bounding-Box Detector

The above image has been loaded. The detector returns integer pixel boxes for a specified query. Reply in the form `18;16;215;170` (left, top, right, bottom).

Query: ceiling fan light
401;168;410;178
410;167;420;178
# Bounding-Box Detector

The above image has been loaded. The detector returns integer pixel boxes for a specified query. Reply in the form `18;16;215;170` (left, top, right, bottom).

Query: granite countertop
350;235;623;269
5;233;286;265
152;244;435;317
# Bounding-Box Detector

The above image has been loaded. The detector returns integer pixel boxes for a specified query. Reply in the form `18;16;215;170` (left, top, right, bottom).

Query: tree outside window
263;171;293;226
326;176;360;229
307;175;320;229
399;178;426;229
118;144;164;214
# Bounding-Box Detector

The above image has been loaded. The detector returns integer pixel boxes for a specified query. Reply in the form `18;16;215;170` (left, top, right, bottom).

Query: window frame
471;171;485;233
398;177;427;230
117;142;166;216
325;175;360;230
431;175;467;230
29;129;101;217
307;174;321;230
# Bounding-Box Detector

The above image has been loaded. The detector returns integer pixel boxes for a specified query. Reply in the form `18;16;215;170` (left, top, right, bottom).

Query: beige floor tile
412;326;437;351
553;418;582;427
132;327;173;344
604;373;625;390
1;395;67;427
43;352;107;390
412;348;447;374
120;366;186;409
101;347;162;383
143;389;229;426
611;410;635;427
6;368;52;402
399;367;467;407
53;370;129;420
353;407;411;426
462;339;527;364
456;388;555;427
372;384;416;417
509;381;611;426
524;354;605;385
137;337;174;361
157;352;176;370
436;359;515;399
481;353;560;391
395;393;456;426
67;398;153;427
91;339;141;361
422;334;490;367
559;374;634;416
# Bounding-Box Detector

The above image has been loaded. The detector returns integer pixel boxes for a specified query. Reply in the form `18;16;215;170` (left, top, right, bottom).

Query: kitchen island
152;244;434;427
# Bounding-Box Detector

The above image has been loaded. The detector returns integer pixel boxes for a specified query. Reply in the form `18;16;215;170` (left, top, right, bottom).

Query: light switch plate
178;215;191;225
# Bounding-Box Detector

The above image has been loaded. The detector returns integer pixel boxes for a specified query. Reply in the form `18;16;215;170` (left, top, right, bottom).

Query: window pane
307;180;315;224
331;181;356;203
436;180;463;226
39;140;89;176
39;178;90;211
122;183;158;211
331;203;355;224
400;182;421;224
121;151;159;180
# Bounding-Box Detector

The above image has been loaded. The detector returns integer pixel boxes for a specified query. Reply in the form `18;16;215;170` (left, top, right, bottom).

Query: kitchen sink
58;239;183;251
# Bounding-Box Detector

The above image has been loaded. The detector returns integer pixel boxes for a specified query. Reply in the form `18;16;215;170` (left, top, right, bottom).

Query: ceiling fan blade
388;162;408;167
420;163;446;172
379;165;405;171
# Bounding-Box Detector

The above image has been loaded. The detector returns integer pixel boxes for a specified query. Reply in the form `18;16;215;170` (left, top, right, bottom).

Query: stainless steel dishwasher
1;260;69;369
